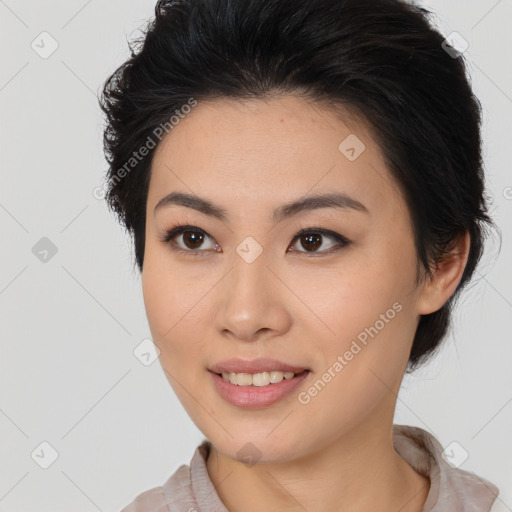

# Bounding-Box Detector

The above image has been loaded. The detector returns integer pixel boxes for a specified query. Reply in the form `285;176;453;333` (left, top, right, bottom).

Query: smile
209;369;311;409
219;370;304;387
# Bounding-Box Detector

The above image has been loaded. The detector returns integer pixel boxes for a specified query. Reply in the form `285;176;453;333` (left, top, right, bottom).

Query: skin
142;94;470;512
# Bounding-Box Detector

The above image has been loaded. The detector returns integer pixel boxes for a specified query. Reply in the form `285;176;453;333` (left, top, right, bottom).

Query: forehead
148;95;403;220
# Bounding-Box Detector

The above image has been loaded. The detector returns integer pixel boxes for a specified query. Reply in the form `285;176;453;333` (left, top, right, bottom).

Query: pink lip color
209;370;310;409
209;357;308;374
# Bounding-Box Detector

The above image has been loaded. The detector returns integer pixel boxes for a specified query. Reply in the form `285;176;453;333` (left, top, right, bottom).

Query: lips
209;357;309;375
209;367;311;409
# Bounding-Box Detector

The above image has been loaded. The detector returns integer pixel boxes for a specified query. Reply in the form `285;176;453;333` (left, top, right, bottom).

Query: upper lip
209;358;309;375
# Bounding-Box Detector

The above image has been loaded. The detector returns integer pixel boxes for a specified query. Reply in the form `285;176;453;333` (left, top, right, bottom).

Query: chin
209;430;301;465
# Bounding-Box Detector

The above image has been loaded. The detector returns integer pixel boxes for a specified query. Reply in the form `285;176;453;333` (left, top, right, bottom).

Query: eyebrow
154;191;370;223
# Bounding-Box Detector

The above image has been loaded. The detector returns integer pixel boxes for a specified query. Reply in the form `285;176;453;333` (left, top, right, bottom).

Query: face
142;94;426;463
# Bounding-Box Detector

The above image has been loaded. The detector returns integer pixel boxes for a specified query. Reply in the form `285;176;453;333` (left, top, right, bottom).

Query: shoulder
490;499;510;512
393;424;501;512
120;450;201;512
120;484;169;512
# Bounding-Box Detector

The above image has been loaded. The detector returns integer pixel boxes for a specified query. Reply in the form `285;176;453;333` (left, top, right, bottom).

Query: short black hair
99;0;499;372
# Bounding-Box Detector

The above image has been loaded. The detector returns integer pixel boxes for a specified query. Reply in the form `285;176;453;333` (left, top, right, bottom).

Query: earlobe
416;231;471;316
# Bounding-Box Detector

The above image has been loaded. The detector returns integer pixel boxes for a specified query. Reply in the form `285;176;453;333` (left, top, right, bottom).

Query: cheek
142;266;172;342
313;279;410;382
292;298;411;450
141;254;212;371
142;239;186;336
142;266;209;417
294;252;415;400
296;253;408;339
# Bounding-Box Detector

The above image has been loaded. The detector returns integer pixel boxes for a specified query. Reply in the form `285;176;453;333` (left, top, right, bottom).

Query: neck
205;400;430;512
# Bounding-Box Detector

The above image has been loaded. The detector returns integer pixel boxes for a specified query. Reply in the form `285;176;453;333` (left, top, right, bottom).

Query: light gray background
0;0;511;510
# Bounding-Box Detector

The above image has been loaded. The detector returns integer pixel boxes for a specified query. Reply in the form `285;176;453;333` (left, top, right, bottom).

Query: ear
416;231;471;315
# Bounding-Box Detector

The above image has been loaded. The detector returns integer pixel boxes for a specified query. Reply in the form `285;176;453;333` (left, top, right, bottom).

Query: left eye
289;228;350;254
160;225;350;255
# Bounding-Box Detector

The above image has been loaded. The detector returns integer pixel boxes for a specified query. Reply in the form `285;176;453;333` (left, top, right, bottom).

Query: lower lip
209;370;310;409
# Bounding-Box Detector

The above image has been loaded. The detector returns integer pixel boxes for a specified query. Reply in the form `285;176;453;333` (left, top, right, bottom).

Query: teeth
221;371;297;386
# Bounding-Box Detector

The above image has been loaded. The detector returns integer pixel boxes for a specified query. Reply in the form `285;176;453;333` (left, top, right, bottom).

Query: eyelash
159;223;351;257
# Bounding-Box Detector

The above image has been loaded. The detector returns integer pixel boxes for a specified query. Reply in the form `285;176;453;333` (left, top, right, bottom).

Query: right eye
160;224;221;255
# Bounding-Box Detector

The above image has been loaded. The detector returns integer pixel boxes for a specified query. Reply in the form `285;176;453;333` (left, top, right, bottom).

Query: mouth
209;369;310;387
208;367;311;409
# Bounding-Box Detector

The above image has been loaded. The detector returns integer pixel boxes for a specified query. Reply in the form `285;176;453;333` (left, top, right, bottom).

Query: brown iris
182;230;205;249
299;233;322;252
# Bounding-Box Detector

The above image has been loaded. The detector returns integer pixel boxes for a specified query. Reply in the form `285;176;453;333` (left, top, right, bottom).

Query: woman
99;0;503;510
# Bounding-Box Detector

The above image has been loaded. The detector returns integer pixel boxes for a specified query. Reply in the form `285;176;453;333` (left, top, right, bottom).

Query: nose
214;250;292;342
